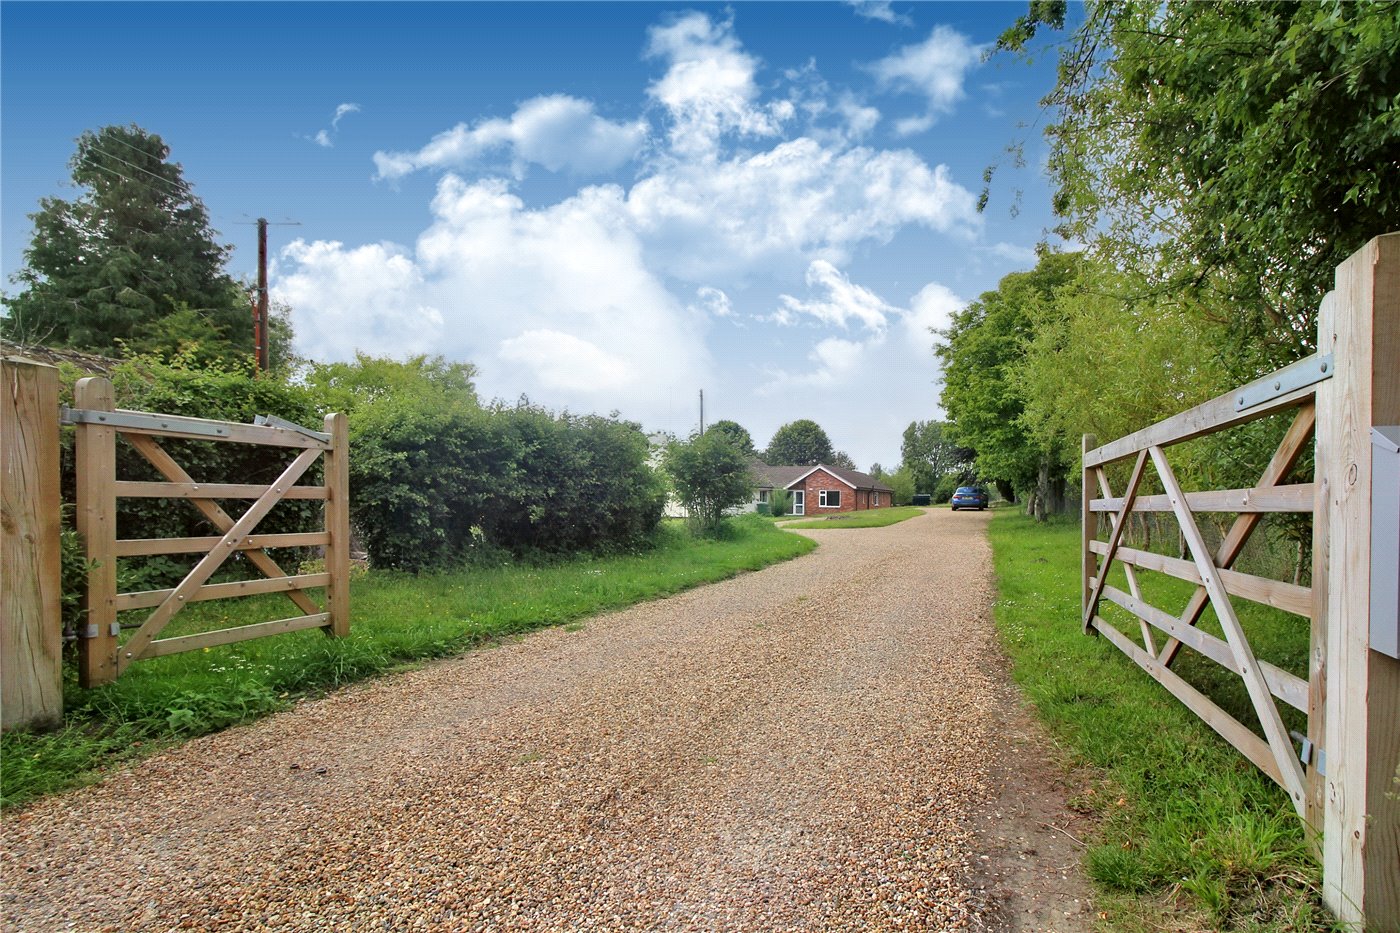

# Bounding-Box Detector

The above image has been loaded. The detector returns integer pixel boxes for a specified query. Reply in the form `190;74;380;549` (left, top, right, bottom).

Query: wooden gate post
74;376;119;688
323;411;351;637
2;357;63;730
1317;233;1400;930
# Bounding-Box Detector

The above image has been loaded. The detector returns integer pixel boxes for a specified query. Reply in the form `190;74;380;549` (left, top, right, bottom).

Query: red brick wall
789;468;893;513
796;469;856;513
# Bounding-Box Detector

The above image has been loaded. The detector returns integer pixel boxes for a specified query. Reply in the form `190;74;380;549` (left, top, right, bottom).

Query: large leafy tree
704;419;756;456
764;419;835;466
937;252;1081;517
3;125;249;359
900;420;975;494
1003;0;1400;372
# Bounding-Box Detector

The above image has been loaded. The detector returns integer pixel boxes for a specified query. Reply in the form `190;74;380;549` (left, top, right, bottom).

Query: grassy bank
782;506;925;529
987;511;1334;932
2;515;814;809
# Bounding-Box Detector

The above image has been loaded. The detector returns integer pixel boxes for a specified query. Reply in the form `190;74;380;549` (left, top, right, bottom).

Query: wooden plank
114;532;329;557
1149;444;1308;816
1093;464;1155;653
139;613;331;659
114;573;330;611
100;407;330;449
1083;450;1148;633
1085;363;1321;468
1306;293;1334;847
1158;403;1318;669
1089;541;1312;618
124;435;321;616
323;412;351;638
1319;233;1400;928
1081;435;1098;638
116;446;323;672
114;481;328;500
1;358;63;730
1100;585;1308;713
1090;484;1314;514
1092;616;1285;786
74;377;119;687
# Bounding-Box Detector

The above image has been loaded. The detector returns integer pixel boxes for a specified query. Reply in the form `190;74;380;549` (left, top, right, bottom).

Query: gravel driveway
2;509;1092;932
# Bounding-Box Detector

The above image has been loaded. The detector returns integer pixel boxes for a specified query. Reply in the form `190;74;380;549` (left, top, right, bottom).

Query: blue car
950;486;988;511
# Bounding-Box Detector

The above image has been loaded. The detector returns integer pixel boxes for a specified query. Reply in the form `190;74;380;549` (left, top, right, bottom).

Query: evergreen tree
3;125;249;360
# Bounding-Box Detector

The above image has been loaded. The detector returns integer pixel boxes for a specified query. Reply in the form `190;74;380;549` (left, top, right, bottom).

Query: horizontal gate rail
114;481;329;500
114;532;330;557
1088;541;1312;617
1090;483;1315;514
114;573;332;612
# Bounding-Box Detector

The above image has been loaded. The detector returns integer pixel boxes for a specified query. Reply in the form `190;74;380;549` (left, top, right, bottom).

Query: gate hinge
1235;354;1334;411
1293;731;1326;776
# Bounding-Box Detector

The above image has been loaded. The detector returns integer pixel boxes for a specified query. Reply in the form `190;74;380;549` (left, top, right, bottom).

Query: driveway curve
2;508;1091;932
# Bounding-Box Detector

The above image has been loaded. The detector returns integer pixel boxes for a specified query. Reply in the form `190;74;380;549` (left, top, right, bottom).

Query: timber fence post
1317;233;1400;930
323;411;350;638
1083;433;1097;634
74;376;118;687
1;357;63;730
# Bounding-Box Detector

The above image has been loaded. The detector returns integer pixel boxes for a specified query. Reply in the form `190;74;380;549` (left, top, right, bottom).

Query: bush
769;488;790;517
934;473;962;504
664;432;754;536
346;391;665;571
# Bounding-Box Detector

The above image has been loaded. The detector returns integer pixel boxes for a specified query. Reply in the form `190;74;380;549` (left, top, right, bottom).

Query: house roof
752;460;894;493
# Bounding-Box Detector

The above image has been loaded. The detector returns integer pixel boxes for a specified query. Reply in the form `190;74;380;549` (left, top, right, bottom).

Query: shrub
664;432;754;535
769;488;790;517
934;473;962;504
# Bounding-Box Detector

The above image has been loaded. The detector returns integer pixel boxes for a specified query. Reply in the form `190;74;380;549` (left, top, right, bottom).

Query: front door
792;490;805;515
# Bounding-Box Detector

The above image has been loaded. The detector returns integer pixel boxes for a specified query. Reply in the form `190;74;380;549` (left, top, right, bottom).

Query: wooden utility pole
255;217;269;372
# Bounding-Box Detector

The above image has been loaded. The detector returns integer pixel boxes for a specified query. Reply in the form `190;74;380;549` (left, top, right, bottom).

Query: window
758;489;770;503
872;491;880;507
819;489;841;508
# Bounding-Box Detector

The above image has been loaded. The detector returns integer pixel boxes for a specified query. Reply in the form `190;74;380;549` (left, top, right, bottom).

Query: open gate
1080;235;1399;927
68;375;351;687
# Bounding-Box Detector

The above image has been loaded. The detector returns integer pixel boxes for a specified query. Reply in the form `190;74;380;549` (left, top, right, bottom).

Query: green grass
780;506;926;529
2;514;814;809
988;511;1337;932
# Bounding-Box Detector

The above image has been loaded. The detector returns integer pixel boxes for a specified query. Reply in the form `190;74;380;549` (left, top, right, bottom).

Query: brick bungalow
752;462;895;515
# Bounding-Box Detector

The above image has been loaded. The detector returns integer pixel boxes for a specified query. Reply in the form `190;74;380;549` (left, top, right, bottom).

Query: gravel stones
2;509;1090;932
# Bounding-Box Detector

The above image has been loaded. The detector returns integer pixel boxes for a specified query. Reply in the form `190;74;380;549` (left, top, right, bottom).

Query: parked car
950;486;988;511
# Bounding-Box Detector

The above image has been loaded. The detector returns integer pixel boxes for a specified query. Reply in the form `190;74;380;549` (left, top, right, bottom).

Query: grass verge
2;514;814;809
988;511;1336;932
781;506;926;529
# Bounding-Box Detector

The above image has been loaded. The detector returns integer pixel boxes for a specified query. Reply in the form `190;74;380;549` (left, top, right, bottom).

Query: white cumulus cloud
645;11;791;158
846;1;912;26
774;260;897;332
373;95;648;179
867;26;984;133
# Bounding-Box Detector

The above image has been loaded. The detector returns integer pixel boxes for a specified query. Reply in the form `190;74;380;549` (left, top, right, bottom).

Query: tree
665;432;755;535
1004;1;1400;373
704;419;756;456
900;421;974;493
305;353;478;415
3;125;249;360
936;252;1081;518
764;419;834;466
829;450;857;471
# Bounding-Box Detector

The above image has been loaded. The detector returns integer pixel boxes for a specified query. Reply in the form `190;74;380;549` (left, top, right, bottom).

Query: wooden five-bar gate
1082;235;1399;929
67;375;351;687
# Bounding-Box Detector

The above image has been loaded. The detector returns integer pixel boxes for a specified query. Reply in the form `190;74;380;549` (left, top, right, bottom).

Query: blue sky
2;1;1069;468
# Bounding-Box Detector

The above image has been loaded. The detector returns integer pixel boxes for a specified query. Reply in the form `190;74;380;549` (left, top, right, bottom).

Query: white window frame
819;489;841;508
872;491;880;507
758;489;770;503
